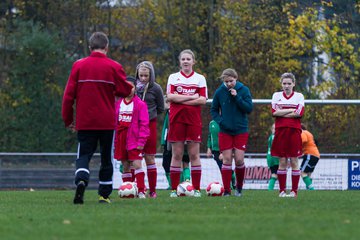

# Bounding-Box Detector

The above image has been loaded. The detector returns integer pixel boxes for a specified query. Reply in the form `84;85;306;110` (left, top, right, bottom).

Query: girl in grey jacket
135;61;164;198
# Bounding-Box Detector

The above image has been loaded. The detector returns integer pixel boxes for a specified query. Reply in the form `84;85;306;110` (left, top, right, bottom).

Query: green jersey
160;110;169;146
267;134;279;167
161;109;188;155
207;120;220;151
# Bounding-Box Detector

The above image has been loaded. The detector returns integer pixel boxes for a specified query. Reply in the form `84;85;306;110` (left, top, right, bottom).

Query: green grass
0;190;359;240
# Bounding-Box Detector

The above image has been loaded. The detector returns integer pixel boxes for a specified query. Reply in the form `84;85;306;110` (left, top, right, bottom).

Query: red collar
180;71;195;78
283;91;294;99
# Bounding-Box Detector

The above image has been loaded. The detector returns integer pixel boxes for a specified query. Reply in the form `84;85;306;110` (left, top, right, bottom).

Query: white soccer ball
118;181;138;198
177;181;195;197
206;182;225;197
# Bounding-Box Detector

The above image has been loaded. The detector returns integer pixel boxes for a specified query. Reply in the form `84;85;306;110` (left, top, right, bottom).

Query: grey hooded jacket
135;61;165;120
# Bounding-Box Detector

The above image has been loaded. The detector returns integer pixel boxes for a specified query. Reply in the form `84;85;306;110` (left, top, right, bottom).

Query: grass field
0;189;359;240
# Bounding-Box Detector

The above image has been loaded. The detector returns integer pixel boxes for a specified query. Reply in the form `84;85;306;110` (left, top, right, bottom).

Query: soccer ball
177;181;195;197
206;182;225;197
118;181;138;198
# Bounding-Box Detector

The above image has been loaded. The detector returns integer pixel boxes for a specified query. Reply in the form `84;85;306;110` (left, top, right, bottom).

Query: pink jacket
114;96;150;150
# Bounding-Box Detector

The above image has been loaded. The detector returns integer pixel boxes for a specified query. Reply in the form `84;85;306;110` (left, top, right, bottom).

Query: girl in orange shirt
300;124;320;190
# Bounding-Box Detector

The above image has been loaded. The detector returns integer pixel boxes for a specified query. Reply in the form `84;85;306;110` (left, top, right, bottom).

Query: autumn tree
0;0;358;153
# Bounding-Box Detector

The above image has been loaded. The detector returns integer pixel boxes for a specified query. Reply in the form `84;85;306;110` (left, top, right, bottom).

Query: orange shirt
301;130;320;157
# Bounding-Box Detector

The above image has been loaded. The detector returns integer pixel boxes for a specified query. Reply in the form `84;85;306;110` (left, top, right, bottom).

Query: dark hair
301;123;319;146
314;138;319;146
126;76;137;86
89;32;108;51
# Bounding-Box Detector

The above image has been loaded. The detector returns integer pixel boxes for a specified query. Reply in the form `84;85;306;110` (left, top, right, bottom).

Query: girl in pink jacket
114;76;150;198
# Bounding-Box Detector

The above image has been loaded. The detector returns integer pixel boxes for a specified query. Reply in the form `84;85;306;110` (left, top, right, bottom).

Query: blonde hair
280;72;296;83
178;49;196;62
220;68;238;80
136;61;153;71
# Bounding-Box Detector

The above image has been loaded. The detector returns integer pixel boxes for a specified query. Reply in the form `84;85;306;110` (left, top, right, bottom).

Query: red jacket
62;51;132;130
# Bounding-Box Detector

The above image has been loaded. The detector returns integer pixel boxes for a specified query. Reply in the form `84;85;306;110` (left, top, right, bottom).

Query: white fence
1;152;359;190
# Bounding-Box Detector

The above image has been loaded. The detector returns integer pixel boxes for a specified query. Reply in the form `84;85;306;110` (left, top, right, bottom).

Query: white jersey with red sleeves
166;71;207;126
117;99;134;130
271;91;304;129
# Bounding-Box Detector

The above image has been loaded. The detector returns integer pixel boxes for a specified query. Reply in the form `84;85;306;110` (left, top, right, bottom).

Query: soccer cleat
73;181;86;204
138;192;146;199
307;184;315;190
194;190;201;198
170;190;178;198
268;177;276;190
279;191;287;197
286;191;297;198
98;196;111;203
223;191;231;197
149;192;157;198
234;189;242;197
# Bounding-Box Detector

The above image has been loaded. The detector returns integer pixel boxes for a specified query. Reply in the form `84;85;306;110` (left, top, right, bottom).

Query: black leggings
162;148;172;173
212;150;222;171
162;147;190;173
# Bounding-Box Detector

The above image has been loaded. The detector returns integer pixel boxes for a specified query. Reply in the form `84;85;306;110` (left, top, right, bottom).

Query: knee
172;152;183;162
222;158;232;165
170;157;182;167
290;160;299;169
145;155;155;165
132;161;142;169
235;158;244;166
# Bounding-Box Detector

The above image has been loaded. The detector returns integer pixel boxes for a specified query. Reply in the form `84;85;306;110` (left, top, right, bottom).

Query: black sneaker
223;191;231;197
98;196;111;203
73;181;86;204
235;188;242;197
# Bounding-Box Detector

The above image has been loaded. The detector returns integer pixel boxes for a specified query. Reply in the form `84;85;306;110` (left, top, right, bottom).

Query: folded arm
273;109;300;118
182;96;206;105
167;93;199;103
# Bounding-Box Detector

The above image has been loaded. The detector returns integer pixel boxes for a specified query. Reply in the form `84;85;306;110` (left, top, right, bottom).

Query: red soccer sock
147;163;157;193
291;170;301;193
235;163;245;190
135;169;145;193
130;166;135;182
191;165;202;190
221;164;232;192
121;172;132;183
277;169;287;192
170;166;182;190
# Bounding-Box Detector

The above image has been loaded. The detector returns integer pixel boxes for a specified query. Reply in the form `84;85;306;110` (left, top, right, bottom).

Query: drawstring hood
135;61;155;101
134;60;165;120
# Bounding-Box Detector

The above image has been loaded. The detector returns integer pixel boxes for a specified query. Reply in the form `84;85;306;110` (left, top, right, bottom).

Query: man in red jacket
62;32;132;204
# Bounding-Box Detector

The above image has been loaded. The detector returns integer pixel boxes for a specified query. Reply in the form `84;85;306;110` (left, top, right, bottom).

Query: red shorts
168;122;202;143
116;147;143;161
143;119;157;155
125;149;143;161
114;129;143;161
271;127;302;158
219;132;249;151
